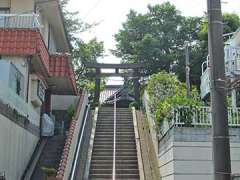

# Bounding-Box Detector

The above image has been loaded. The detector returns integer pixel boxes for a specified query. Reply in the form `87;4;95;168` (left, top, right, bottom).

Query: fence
172;106;240;127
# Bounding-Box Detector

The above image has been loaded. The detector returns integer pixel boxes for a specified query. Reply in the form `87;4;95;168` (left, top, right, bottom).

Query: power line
82;0;103;20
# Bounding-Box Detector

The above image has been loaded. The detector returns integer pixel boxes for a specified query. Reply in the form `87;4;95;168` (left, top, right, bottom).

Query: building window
9;64;25;98
37;80;45;102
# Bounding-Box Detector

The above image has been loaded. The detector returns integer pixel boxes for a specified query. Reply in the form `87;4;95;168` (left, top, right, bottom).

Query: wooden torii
83;62;145;105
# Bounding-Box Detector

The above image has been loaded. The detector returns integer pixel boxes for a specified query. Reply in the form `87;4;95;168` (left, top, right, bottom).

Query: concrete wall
159;127;240;180
142;91;159;156
0;113;39;180
0;0;10;8
1;56;29;99
63;93;89;180
10;0;34;13
0;57;41;126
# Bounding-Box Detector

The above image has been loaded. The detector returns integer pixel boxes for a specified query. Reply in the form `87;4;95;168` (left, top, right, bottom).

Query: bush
40;166;57;178
67;104;76;119
147;71;202;125
129;101;139;109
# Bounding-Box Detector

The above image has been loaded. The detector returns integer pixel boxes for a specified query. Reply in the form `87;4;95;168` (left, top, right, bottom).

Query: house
0;0;79;179
200;28;240;107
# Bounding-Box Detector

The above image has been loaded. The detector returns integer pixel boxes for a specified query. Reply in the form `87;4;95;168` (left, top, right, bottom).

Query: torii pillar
94;68;101;105
133;69;140;107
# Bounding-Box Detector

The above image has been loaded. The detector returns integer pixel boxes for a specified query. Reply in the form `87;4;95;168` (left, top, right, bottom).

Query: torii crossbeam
83;62;145;105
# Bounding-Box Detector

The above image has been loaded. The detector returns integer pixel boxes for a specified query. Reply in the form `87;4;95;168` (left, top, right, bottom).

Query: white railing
0;80;40;126
172;106;240;127
0;13;41;29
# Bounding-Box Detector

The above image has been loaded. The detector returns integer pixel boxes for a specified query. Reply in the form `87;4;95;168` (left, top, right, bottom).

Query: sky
67;0;240;84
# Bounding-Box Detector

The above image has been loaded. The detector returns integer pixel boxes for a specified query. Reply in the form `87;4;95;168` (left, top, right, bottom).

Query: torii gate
83;62;145;105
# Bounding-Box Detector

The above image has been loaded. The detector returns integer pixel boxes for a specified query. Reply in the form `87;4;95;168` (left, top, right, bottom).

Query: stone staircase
31;135;66;180
89;107;139;179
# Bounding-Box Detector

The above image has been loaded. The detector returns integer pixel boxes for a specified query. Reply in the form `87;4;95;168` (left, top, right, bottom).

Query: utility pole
185;42;191;98
207;0;231;180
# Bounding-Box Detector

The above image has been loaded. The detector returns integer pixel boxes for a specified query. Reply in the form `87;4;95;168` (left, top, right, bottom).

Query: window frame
9;63;25;98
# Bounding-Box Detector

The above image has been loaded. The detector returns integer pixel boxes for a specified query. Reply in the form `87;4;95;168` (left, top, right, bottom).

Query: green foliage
60;0;105;93
147;72;202;125
72;38;105;91
114;2;201;76
67;104;75;119
198;13;240;42
114;3;240;88
60;0;97;46
72;38;105;97
129;101;139;109
40;166;57;177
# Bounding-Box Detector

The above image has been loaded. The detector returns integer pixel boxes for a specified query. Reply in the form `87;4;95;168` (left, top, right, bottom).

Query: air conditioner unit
41;113;54;136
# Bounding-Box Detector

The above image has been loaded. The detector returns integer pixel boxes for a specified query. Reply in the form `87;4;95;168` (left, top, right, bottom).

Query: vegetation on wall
147;72;203;125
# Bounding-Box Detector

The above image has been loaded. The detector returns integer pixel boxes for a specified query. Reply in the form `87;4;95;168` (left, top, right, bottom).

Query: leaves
147;72;202;125
114;2;201;76
72;38;105;90
60;0;105;93
114;2;240;88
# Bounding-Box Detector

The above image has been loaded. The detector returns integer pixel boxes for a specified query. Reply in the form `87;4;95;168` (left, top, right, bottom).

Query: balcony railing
0;13;41;29
200;67;210;99
225;46;240;76
171;106;240;127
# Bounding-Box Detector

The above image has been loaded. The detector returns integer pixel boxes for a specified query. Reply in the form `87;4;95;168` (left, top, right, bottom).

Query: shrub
67;104;76;119
40;166;57;178
147;71;202;125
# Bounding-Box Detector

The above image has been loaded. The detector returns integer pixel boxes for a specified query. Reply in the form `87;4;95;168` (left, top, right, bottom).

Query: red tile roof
0;29;77;94
50;54;77;94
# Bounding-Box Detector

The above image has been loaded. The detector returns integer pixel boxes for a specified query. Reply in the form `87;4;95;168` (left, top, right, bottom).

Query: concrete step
115;174;140;179
89;174;112;179
90;169;112;174
88;107;139;179
116;169;139;174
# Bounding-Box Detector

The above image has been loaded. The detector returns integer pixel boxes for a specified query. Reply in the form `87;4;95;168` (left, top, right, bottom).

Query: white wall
10;0;34;13
1;56;29;99
51;95;80;111
0;0;10;8
158;127;240;180
0;114;39;180
158;132;174;180
0;57;41;126
48;27;57;53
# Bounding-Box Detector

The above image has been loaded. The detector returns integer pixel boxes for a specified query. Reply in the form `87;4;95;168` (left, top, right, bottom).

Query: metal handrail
112;94;117;180
70;104;90;180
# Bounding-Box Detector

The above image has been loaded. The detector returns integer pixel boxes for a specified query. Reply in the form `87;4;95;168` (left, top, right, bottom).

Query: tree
114;3;240;88
60;0;105;93
198;13;240;41
114;2;201;78
60;0;96;46
72;38;105;90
